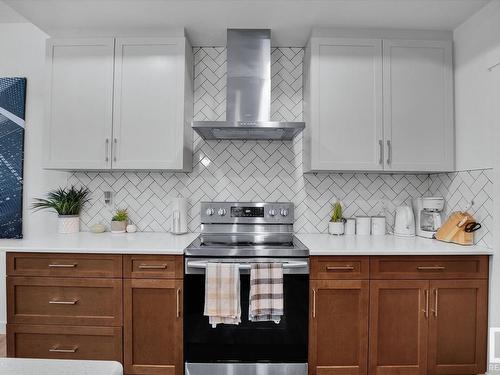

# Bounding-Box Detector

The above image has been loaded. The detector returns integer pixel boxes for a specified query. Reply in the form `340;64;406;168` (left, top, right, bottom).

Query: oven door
184;257;309;375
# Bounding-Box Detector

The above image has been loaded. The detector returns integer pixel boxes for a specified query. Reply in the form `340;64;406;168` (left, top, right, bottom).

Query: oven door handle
185;260;309;270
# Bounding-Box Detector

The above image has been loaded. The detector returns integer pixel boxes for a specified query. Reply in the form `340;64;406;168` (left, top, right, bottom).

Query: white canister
171;197;188;234
345;218;356;235
371;216;386;235
356;216;371;235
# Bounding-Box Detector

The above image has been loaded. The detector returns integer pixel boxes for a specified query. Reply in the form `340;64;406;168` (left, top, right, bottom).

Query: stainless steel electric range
184;202;309;375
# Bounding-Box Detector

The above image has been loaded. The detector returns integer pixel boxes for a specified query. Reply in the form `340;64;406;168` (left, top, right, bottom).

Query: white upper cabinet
44;37;193;171
304;36;454;173
303;38;383;172
112;37;192;170
44;38;114;170
383;40;453;172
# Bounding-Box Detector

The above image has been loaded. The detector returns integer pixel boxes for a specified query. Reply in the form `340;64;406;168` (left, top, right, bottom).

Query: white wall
0;22;68;333
453;1;500;171
453;1;500;362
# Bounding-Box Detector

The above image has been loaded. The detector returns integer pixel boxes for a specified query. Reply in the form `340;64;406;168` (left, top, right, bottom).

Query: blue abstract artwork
0;77;26;239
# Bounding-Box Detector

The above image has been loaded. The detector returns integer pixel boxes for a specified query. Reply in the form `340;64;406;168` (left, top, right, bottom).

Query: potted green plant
111;209;129;234
329;201;345;235
32;186;90;234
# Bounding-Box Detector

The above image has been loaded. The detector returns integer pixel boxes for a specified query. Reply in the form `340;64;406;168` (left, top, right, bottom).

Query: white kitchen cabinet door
44;38;114;170
383;39;454;172
112;37;192;171
304;38;383;172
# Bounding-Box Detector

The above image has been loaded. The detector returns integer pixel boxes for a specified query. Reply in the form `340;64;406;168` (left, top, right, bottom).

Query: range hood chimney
192;29;305;141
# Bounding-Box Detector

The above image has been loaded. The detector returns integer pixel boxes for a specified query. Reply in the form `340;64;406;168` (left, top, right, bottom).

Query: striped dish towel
204;262;241;328
249;263;284;323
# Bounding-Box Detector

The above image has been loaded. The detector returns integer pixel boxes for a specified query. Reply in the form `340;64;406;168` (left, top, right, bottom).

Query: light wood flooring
0;335;6;357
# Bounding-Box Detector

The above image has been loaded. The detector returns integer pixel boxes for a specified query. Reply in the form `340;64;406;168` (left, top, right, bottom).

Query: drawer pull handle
48;264;77;268
49;346;78;353
417;266;445;271
49;299;79;305
138;264;168;270
326;266;354;271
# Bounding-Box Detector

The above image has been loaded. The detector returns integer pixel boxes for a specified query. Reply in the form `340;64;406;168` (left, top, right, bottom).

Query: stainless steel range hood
192;29;305;141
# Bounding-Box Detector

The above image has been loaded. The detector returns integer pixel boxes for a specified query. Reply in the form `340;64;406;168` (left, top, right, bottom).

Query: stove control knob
217;208;227;216
280;209;289;217
205;208;215;216
269;209;277;217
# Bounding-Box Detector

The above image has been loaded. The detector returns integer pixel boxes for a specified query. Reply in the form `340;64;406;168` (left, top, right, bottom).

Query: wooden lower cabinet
427;280;488;375
7;324;122;361
309;280;369;375
124;278;183;375
369;280;429;375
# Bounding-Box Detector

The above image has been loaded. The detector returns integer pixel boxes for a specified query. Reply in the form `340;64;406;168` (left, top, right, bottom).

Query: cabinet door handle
379;140;383;165
138;264;168;270
113;138;118;162
417;266;446;271
49;346;78;353
312;288;316;319
49;299;79;305
423;289;429;318
326;266;354;271
432;288;438;318
176;288;181;318
105;138;109;162
386;140;392;165
48;263;77;268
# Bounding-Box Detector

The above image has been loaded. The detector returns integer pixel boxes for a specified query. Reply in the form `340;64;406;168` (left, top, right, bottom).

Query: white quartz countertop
0;358;123;375
0;232;198;254
296;234;493;256
0;232;493;256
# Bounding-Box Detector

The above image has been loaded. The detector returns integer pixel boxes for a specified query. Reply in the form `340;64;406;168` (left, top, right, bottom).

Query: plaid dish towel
249;263;284;323
204;262;241;328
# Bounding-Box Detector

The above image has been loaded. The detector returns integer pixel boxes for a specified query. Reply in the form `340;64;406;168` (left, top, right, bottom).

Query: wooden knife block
435;211;475;246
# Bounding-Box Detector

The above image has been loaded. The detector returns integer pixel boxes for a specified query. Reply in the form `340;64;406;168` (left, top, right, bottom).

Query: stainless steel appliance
192;30;305;141
184;202;309;375
413;197;445;238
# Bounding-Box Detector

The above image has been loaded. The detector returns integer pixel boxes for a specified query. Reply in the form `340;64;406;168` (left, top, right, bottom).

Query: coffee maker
413;197;445;239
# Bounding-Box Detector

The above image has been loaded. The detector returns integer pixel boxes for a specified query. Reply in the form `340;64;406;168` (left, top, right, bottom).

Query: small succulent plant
112;209;129;222
330;201;343;223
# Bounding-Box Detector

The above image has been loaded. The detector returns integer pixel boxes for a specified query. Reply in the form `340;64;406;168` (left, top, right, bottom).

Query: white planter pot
329;221;345;235
58;216;80;234
111;221;127;234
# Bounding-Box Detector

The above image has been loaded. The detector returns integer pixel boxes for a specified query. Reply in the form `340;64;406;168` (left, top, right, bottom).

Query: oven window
184;274;308;363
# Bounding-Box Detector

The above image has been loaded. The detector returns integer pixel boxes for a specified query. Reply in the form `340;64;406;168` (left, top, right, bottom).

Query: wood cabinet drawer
7;324;122;361
310;256;369;279
7;277;122;326
7;253;122;278
370;256;489;279
124;255;183;279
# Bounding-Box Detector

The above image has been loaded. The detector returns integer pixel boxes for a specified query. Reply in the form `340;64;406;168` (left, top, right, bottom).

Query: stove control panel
200;202;294;224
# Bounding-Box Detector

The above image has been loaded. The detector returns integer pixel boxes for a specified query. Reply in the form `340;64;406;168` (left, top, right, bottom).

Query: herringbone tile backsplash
69;47;493;248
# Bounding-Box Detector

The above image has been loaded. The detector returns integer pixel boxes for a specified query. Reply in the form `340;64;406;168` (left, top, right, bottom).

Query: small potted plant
32;186;90;234
329;201;345;235
111;209;129;234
